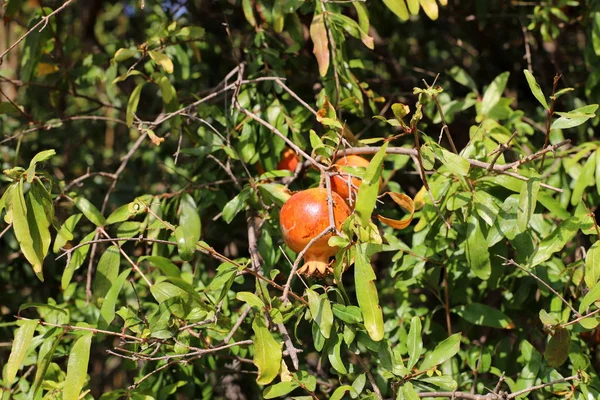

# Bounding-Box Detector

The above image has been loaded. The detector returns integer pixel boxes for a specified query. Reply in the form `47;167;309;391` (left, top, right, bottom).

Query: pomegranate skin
276;148;300;172
279;188;351;277
330;155;372;203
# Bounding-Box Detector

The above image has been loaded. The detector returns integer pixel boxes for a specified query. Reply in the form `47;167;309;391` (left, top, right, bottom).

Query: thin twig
499;256;580;318
540;74;561;172
280;226;335;303
0;0;78;63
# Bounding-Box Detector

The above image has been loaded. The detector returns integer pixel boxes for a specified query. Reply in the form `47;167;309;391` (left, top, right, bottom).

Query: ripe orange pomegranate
330;155;379;203
276;148;300;172
279;188;351;277
256;148;300;175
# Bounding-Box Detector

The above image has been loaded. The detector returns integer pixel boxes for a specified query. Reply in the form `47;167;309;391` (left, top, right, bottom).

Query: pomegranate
257;148;300;175
279;188;351;277
330;155;379;204
276;148;300;172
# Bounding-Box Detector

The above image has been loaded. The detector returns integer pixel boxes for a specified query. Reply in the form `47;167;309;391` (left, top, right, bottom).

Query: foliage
2;0;600;399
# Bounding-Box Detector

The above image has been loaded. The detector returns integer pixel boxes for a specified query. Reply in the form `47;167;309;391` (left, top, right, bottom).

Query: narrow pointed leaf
466;213;491;280
356;142;388;225
3;319;38;386
310;13;330;77
355;244;384;341
407;316;423;370
63;332;93;400
418;333;461;372
523;70;549;110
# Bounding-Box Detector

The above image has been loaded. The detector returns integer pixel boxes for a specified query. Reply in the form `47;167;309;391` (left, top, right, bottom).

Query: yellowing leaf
376;192;415;230
3;319;38;386
252;315;282;385
383;0;409;21
148;50;174;74
419;0;439;20
37;63;59;77
310;13;330;77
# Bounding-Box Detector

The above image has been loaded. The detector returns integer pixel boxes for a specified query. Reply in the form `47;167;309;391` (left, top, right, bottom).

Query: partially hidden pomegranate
257;148;300;175
279;188;351;277
276;148;300;172
330;155;379;204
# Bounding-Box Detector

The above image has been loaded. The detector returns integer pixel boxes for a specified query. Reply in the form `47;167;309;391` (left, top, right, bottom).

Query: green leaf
105;204;134;225
263;382;300;399
353;2;370;33
437;147;470;176
241;0;256;26
330;385;358;400
571;154;596;206
26;149;56;182
529;217;580;268
355;244;384;341
383;0;409;21
399;382;420;400
307;288;333;339
20;16;49;82
176;194;201;261
418;333;461;372
454;303;515;329
3;319;38;386
552;104;599;130
113;48;137;62
63;331;93;400
466;213;491;280
252;315;282;385
448;66;477;91
93;246;121;301
75;197;106;226
62;231;96;289
327;333;348;374
31;331;61;397
579;279;600;314
26;180;53;276
407;316;423;370
544;327;570;368
148;50;174;74
481;72;510;116
99;269;131;329
207;263;237;302
332;304;363;324
236;292;265;309
585;241;600;289
12;180;45;280
258;183;292;207
222;187;250;224
126;82;146;128
53;213;82;253
355;142;387;226
139;256;180;277
523;70;549;110
517;175;541;232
